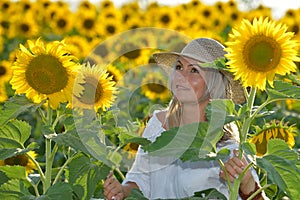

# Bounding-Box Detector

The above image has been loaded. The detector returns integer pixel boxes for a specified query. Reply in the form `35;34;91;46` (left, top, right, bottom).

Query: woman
104;38;265;200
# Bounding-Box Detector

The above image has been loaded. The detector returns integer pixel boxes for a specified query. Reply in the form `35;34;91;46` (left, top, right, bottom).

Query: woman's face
171;56;207;103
